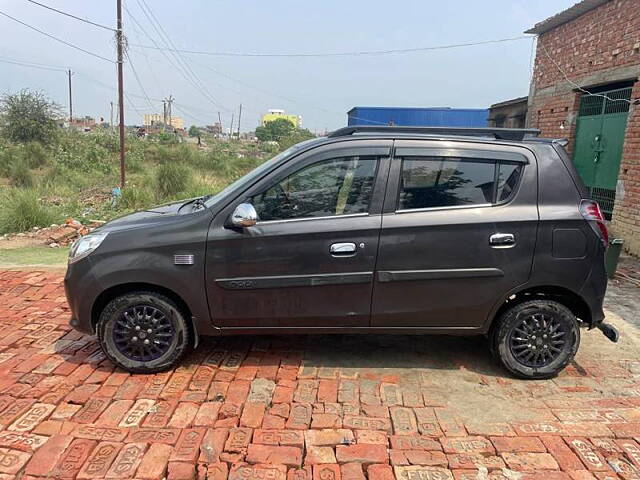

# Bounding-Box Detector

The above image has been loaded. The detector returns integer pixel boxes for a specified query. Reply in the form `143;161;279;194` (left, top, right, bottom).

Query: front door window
251;156;378;221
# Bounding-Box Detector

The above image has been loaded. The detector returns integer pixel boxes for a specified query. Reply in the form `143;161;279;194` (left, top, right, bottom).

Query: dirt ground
0;269;638;479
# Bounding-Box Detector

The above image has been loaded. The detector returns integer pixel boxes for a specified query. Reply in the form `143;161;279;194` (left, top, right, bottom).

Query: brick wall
527;0;640;253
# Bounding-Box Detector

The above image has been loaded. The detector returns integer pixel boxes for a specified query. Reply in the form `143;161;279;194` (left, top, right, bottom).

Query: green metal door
573;87;631;217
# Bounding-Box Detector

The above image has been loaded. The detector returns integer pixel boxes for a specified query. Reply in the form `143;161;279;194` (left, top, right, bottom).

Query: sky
0;0;576;133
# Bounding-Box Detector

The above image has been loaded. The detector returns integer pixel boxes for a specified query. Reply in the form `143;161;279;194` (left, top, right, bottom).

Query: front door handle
330;242;356;256
489;233;516;248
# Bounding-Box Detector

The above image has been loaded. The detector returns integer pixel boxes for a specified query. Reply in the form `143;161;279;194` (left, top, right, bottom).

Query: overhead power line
25;0;115;31
130;35;530;58
0;10;114;63
0;55;67;72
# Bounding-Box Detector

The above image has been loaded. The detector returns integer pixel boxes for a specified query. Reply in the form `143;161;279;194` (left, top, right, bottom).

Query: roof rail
327;126;541;141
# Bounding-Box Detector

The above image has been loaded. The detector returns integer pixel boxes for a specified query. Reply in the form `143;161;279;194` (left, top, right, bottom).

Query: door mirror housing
231;203;258;228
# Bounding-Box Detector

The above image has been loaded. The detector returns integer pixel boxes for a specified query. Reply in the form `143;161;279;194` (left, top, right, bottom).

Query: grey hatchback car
65;126;618;379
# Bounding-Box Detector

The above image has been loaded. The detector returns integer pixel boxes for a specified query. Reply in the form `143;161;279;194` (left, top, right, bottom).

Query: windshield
204;138;323;207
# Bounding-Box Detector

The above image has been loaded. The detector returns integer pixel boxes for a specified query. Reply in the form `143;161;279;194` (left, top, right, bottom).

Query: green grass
0;246;69;266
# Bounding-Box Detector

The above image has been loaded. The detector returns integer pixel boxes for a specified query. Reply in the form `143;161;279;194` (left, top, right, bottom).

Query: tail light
580;199;609;246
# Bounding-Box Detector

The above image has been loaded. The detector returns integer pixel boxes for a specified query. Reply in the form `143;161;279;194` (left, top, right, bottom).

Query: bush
0;189;56;234
120;184;154;210
9;158;33;187
23;141;50;168
155;162;192;200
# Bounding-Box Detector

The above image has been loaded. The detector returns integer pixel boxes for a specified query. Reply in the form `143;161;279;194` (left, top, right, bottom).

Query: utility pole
116;0;126;188
167;95;173;130
217;111;222;136
110;101;114;131
67;69;73;125
236;103;242;139
162;100;167;132
229;112;234;138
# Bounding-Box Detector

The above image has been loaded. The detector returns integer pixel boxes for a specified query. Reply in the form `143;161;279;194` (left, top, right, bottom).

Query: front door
371;140;538;330
206;141;392;329
573;86;632;217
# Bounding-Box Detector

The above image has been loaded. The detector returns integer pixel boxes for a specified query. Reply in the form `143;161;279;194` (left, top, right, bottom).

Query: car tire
493;299;580;379
97;291;190;373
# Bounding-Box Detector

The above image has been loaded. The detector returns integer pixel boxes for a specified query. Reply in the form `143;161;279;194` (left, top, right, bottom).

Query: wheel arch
488;285;592;334
91;282;198;347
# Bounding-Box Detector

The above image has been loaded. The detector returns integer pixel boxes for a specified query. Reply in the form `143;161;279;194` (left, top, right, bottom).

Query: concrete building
487;97;528;128
261;109;301;128
143;113;184;130
526;0;640;253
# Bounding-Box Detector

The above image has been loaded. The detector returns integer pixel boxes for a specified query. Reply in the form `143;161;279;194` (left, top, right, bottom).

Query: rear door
371;140;538;330
206;140;392;329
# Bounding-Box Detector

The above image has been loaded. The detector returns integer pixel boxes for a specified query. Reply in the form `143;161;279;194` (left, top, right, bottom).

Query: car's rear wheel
97;291;190;373
493;299;579;379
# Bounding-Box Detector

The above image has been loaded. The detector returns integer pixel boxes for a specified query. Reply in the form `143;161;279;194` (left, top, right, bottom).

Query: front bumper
64;257;101;335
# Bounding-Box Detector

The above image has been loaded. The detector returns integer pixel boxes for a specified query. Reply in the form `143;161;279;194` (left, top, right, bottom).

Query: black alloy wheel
508;312;567;368
113;305;175;362
493;299;580;379
97;291;190;373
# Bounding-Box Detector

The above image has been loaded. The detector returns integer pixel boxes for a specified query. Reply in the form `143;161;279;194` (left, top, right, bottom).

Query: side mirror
231;203;258;228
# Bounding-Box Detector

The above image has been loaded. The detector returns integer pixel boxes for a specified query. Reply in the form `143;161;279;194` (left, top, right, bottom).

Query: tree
0;89;60;144
188;125;200;137
255;117;296;142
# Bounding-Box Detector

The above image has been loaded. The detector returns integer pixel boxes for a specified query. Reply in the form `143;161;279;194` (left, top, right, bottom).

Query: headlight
68;232;109;264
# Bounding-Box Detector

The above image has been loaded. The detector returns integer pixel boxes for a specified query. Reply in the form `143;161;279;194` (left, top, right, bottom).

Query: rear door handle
330;242;356;256
489;233;516;248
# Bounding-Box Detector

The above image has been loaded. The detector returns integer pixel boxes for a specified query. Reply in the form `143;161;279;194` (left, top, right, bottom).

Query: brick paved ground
1;269;640;480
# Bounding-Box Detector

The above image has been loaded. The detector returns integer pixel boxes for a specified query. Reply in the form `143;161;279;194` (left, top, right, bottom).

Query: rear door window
397;156;522;210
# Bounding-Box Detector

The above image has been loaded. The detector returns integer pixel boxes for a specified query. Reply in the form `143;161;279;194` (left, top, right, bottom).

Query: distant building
143;113;184;130
261;109;301;128
347;107;488;127
487;97;528;128
206;123;223;136
69;116;97;131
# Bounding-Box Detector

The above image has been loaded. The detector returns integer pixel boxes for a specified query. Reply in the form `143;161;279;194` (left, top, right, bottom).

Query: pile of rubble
0;218;104;248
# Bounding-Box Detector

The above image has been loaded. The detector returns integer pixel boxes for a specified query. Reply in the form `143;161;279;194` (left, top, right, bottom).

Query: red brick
246;444;303;467
240;402;265;428
253;429;305;448
288;466;312;480
170;428;205;462
105;442;147;479
318;380;339;403
76;441;121;479
441;437;495;455
230;463;287;480
313;464;341;480
167;461;196;480
336;444;389;465
136;443;172;480
305;446;337;465
367;464;395;480
206;462;228;480
541;437;585;471
341;463;366;480
490;436;546;453
501;452;560;472
390;435;441;451
53;438;97;479
168;402;199;428
194;401;221;427
224;427;252;453
199;428;229;463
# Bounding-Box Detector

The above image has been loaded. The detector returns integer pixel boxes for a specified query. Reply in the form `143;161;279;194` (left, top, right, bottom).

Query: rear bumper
580;249;607;328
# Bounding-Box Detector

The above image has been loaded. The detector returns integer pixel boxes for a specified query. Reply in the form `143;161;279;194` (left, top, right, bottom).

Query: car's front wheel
97;291;190;373
493;299;580;379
